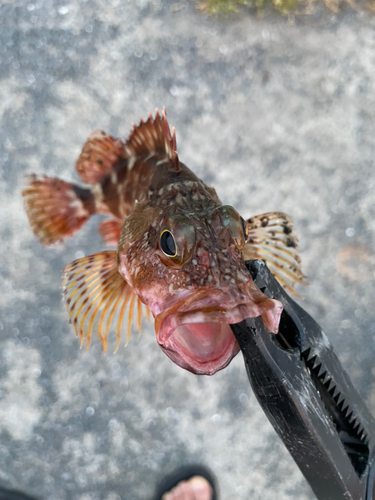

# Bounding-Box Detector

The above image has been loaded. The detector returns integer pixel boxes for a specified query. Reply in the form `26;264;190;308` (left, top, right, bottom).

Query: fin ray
76;131;125;184
62;251;151;351
243;212;307;295
125;109;179;170
23;175;95;246
103;289;125;348
99;219;122;246
116;291;132;351
137;298;142;334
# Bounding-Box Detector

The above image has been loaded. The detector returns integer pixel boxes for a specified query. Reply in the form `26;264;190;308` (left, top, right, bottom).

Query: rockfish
23;110;306;375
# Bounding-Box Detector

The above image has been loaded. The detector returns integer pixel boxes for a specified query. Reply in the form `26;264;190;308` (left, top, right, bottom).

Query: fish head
118;200;282;375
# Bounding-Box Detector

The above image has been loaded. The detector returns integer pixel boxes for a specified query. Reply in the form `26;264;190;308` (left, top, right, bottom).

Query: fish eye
240;216;248;242
160;230;177;257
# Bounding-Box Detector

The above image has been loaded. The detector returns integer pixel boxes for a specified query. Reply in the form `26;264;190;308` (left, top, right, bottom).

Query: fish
22;109;306;375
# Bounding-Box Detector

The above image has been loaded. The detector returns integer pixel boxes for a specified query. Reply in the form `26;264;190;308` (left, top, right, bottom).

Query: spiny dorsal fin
62;251;150;352
242;212;308;297
125;108;179;171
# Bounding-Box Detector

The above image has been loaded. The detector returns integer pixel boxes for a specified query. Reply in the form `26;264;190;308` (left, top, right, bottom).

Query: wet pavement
1;1;375;499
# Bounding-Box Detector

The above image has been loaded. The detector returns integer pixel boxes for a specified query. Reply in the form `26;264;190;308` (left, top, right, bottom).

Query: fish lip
157;301;257;343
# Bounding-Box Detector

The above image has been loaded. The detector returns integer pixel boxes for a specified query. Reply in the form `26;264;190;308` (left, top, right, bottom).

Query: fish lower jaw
158;321;240;376
156;306;247;375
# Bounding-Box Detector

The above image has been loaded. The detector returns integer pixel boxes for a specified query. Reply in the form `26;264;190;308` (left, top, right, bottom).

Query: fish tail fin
243;212;308;297
22;175;96;246
62;251;150;352
76;130;126;184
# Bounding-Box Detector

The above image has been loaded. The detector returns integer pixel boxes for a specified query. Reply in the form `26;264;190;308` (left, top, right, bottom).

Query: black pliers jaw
230;260;375;500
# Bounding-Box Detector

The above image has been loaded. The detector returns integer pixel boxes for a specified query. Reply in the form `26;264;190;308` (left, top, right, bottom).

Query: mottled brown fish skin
118;165;241;296
116;159;280;374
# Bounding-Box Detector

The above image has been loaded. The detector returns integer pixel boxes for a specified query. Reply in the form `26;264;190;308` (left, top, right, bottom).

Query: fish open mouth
154;290;282;375
163;321;240;375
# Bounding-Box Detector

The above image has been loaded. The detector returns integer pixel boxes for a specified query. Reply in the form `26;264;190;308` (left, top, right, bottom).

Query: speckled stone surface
1;1;375;499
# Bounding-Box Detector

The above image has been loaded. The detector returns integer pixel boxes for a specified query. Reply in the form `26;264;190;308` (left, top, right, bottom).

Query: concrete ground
1;1;375;499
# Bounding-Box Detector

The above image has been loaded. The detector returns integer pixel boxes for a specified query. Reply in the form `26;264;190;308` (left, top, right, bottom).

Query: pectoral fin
62;251;150;352
99;219;122;246
242;212;307;296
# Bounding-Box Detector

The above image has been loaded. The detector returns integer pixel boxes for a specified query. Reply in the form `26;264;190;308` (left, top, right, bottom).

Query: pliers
230;260;375;500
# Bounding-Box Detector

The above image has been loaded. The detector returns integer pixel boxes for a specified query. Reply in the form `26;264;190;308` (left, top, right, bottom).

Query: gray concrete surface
1;1;375;499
